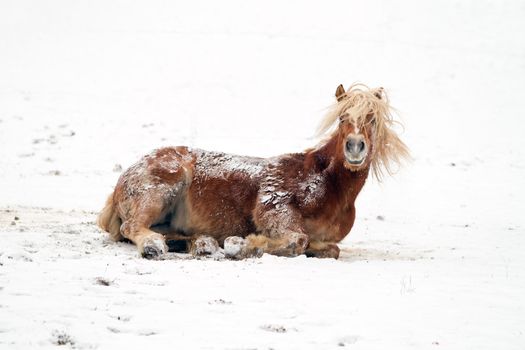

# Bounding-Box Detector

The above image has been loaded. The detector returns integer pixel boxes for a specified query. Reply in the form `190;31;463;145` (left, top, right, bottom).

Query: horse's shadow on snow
338;245;421;263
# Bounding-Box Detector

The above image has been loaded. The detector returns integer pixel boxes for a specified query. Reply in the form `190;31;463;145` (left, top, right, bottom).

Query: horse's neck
308;137;369;206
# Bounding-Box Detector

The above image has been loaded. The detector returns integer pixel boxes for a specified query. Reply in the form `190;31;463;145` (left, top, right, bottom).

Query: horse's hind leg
119;195;170;259
122;224;167;259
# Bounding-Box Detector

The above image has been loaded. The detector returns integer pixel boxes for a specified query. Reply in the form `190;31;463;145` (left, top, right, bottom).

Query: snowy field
1;1;525;349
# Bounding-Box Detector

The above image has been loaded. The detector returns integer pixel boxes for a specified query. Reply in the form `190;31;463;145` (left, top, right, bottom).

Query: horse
97;83;409;259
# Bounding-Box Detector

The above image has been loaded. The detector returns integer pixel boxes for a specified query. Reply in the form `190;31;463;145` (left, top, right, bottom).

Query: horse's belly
179;176;258;241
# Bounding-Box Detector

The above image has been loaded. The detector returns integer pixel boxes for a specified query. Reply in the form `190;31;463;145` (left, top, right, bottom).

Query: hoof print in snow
338;335;360;346
139;330;157;336
107;326;121;333
208;299;232;305
95;277;112;286
260;324;288;333
52;330;75;346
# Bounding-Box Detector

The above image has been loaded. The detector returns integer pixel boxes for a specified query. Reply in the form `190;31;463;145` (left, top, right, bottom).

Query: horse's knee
287;232;309;255
119;221;132;238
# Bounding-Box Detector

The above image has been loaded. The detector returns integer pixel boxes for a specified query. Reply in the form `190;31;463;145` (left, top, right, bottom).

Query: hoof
224;236;263;259
191;235;220;256
141;236;167;259
224;236;247;259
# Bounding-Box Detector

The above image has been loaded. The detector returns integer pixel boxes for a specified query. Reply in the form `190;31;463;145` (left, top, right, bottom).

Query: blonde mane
316;83;410;180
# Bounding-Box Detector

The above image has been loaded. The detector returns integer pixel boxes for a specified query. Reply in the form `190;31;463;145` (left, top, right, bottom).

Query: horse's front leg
305;241;340;259
225;204;309;259
224;231;309;259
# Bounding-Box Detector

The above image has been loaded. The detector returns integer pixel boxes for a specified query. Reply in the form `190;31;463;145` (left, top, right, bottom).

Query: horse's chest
297;176;356;242
295;173;330;211
304;204;355;242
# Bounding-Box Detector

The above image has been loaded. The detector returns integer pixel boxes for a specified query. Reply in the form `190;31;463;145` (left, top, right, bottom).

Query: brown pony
98;83;409;259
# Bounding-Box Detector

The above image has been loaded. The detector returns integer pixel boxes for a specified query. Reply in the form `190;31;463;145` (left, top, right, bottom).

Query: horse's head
317;83;409;180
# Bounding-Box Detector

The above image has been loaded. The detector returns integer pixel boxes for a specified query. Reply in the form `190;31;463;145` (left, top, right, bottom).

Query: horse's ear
335;84;346;102
374;87;384;99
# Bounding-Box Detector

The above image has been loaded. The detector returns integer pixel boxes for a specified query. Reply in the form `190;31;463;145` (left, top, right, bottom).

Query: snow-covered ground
1;1;524;349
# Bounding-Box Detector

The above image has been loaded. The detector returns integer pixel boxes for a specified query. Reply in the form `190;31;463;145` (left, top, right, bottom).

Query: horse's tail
97;193;123;241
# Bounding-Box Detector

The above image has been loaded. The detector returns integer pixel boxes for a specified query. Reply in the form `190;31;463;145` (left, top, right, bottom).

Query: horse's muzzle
345;135;367;164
